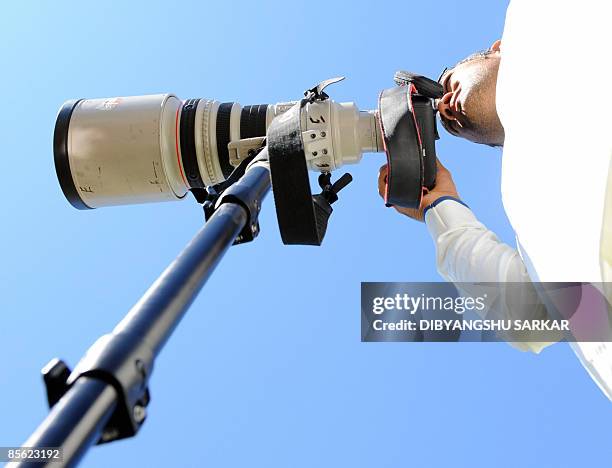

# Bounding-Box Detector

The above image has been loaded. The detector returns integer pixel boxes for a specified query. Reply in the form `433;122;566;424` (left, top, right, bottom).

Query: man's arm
378;160;557;351
378;160;530;282
424;198;531;283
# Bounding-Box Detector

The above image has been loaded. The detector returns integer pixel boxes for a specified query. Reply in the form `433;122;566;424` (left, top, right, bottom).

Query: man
378;1;612;399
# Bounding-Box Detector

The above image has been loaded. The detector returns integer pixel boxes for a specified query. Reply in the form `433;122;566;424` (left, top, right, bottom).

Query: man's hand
377;159;460;222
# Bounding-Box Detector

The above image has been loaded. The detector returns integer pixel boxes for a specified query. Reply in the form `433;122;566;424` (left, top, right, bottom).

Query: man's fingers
436;158;448;172
435;158;454;182
377;164;388;198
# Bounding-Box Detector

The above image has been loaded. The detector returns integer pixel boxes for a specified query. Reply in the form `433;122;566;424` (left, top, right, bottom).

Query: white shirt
497;0;612;284
424;0;612;399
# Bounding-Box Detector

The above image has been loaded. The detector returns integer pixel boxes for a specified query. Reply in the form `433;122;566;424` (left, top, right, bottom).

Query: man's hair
454;48;497;68
438;49;497;83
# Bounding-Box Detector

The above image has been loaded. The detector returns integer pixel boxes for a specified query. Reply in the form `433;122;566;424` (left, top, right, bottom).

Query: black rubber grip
240;104;268;139
412;97;438;190
53;99;92;210
180;98;204;189
379;86;423;209
216;102;235;179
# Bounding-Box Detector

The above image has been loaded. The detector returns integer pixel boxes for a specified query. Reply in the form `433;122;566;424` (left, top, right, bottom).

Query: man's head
437;40;504;147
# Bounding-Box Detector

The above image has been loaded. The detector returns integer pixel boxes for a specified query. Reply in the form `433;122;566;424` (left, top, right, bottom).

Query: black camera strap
268;100;350;245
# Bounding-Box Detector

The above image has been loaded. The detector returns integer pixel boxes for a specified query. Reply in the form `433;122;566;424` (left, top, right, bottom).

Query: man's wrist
423;196;480;241
423;196;469;219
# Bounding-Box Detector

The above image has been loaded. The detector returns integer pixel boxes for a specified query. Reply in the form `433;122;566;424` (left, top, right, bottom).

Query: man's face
437;52;505;146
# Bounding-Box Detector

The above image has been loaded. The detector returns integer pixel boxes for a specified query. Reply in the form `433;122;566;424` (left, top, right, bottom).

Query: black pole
12;378;118;468
11;158;271;468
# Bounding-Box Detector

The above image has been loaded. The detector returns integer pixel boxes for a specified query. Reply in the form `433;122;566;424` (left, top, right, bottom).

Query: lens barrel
53;95;270;209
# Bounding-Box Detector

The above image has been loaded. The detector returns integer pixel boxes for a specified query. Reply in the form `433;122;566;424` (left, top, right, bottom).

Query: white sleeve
424;198;531;283
424;198;558;352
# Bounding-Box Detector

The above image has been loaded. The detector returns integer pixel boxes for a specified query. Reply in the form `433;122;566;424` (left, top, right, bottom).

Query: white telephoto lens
54;93;380;210
54;94;189;209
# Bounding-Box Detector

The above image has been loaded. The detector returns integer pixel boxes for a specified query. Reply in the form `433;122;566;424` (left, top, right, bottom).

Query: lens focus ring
216;102;235;179
180;98;204;189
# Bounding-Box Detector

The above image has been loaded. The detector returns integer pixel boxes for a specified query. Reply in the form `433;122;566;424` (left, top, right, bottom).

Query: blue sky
0;1;610;467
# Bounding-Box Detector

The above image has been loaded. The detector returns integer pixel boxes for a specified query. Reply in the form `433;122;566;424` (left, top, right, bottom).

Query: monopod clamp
200;145;267;245
41;333;153;445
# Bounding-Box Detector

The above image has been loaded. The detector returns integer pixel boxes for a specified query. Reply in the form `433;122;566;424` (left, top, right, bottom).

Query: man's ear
490;39;502;52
